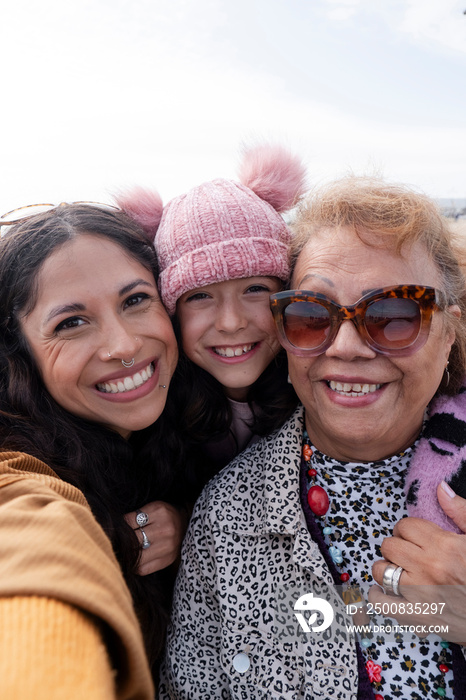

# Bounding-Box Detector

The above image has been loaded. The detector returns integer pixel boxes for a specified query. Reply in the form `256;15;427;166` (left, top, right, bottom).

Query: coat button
232;653;250;674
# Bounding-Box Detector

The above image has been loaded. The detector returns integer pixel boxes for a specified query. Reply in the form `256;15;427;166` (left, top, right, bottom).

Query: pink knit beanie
117;144;307;315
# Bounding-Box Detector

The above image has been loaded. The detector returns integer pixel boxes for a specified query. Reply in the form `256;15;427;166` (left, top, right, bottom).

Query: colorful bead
365;659;382;683
303;443;313;461
301;434;450;700
307;485;330;516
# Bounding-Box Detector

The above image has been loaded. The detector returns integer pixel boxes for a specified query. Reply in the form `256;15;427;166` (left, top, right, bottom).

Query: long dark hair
0;205;185;677
170;315;299;497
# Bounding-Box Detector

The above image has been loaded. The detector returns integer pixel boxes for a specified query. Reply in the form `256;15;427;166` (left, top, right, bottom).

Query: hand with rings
135;509;151;550
381;563;403;597
135;509;149;528
370;483;466;645
124;500;189;576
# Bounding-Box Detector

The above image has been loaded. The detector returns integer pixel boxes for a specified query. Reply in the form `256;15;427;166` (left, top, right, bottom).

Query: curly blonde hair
289;176;466;394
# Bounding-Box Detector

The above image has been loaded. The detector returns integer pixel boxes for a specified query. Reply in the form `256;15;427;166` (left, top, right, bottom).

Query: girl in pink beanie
119;143;307;491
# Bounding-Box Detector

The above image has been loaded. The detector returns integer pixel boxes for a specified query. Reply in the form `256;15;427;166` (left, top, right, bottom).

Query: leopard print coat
160;396;466;699
159;406;359;698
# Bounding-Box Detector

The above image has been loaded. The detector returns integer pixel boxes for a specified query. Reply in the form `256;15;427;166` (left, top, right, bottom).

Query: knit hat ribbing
157;178;294;314
158;145;306;314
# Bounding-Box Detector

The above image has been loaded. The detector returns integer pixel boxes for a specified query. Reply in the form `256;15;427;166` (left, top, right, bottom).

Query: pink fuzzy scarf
406;385;466;533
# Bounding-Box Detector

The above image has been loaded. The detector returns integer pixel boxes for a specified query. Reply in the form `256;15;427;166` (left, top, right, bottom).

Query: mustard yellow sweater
0;451;154;700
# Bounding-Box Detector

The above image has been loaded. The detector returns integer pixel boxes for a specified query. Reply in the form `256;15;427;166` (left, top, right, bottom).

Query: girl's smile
211;342;258;359
177;276;282;400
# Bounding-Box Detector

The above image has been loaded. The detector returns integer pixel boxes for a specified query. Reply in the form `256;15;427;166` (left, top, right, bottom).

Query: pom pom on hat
238;143;307;213
115;187;163;241
156;143;307;315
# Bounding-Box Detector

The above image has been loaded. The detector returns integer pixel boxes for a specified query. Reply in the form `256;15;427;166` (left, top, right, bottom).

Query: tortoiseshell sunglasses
270;285;445;357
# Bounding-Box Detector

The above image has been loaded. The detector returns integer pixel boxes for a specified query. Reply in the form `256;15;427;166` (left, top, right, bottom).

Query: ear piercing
444;361;450;387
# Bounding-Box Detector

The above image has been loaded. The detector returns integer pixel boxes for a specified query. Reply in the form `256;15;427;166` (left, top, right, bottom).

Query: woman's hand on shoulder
436;480;466;534
124;501;188;576
370;485;466;645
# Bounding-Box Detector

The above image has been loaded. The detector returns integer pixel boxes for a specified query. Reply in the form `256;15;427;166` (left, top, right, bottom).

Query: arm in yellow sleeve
0;596;116;700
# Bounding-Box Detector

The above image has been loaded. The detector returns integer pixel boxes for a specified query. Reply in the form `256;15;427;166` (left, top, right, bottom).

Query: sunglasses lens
283;301;331;350
365;297;421;349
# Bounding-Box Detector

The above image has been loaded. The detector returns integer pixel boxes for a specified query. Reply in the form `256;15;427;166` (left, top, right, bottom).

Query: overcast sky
1;0;465;213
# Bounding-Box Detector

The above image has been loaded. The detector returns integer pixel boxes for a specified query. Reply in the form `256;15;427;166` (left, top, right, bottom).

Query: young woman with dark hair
0;202;184;694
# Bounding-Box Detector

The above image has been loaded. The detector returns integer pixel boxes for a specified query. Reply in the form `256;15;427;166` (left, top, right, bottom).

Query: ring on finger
140;528;151;550
136;509;149;528
382;563;404;597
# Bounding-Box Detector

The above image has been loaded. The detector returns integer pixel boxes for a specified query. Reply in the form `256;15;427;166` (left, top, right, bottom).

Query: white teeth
124;376;135;391
97;363;154;394
133;372;144;387
329;380;381;397
214;344;255;357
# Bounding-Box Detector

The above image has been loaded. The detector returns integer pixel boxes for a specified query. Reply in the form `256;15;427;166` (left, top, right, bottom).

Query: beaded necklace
301;429;453;699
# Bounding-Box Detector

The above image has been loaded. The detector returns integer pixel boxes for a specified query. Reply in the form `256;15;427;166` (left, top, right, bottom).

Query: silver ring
121;358;135;368
135;509;149;527
140;529;151;549
382;563;404;597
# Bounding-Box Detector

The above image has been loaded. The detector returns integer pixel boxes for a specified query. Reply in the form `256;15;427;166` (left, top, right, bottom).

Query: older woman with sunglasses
160;177;466;699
